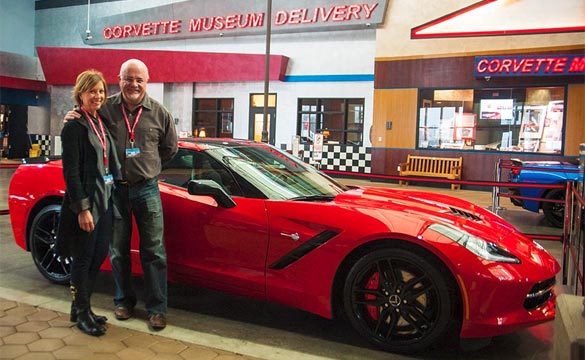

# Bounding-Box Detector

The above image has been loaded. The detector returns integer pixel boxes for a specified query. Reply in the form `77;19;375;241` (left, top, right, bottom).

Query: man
66;59;178;330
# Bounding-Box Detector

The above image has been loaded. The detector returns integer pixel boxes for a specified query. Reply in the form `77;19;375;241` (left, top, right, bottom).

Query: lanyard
121;104;143;143
80;106;109;171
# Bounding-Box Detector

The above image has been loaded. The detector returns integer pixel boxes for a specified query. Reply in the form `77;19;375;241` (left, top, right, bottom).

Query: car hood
514;160;578;170
333;187;560;273
336;186;518;242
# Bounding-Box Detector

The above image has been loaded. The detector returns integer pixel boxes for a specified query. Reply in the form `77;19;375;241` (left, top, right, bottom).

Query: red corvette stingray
8;138;560;353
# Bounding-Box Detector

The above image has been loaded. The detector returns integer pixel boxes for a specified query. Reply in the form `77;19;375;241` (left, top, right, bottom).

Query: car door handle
280;232;300;241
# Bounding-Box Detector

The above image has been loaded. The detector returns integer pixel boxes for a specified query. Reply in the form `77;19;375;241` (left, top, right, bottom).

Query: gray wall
0;0;35;56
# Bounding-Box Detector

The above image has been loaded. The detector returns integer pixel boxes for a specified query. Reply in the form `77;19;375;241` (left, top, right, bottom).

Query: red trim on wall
0;75;47;92
411;0;492;38
36;47;289;85
413;27;585;39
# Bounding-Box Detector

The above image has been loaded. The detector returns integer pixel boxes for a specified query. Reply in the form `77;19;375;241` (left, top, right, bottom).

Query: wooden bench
398;155;463;190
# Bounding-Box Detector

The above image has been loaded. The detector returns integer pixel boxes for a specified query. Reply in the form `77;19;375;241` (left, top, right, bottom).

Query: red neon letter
331;6;347;22
568;57;585;72
122;25;132;38
213;16;225;30
274;10;288;25
487;59;500;73
476;59;488;73
103;27;112;39
363;3;379;19
224;15;237;29
552;58;567;73
170;20;180;34
189;18;202;32
346;4;361;20
288;9;302;24
499;58;512;73
111;26;122;38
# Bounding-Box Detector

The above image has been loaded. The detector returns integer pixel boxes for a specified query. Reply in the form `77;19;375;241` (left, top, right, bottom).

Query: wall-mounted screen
480;99;514;121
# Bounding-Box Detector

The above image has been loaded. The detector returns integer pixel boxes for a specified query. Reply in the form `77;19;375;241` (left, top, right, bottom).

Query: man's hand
63;110;81;123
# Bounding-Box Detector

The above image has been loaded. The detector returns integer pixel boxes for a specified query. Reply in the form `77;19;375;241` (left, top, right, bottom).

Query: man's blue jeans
110;178;167;315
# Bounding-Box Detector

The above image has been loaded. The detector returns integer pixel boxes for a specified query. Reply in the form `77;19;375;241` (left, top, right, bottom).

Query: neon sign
103;20;181;40
86;1;387;45
474;55;585;77
274;4;378;25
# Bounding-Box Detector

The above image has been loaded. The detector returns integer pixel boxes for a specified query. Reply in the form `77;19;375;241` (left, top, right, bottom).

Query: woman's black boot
70;305;107;326
70;302;77;322
91;310;107;325
76;310;105;336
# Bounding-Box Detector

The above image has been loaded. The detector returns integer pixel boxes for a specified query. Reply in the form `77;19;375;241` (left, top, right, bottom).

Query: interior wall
0;0;35;57
375;0;585;59
565;84;585;156
373;52;584;156
27;106;50;134
164;82;193;137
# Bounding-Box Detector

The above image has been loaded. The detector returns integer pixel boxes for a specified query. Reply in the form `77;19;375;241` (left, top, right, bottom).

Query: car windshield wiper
289;194;336;202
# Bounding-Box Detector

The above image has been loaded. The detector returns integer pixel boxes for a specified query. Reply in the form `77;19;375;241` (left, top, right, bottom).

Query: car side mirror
187;180;236;208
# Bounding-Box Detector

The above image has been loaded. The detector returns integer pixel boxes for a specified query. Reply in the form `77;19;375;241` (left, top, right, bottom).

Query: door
6;105;30;159
249;93;276;144
158;148;270;297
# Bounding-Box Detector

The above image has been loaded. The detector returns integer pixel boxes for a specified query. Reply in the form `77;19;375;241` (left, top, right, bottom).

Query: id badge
103;174;114;185
125;147;141;158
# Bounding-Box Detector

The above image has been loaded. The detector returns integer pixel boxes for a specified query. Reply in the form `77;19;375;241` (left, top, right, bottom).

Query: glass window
193;98;234;138
250;94;276;107
160;148;240;195
297;98;364;145
417;87;565;153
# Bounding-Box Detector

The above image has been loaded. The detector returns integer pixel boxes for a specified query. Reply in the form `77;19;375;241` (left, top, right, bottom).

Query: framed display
456;127;475;139
520;106;546;139
454;113;476;140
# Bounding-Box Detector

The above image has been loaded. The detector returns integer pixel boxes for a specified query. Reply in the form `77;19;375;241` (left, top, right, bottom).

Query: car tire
342;247;457;353
29;204;71;285
542;189;565;228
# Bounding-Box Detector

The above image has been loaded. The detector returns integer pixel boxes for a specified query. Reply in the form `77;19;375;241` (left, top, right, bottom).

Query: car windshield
206;144;348;200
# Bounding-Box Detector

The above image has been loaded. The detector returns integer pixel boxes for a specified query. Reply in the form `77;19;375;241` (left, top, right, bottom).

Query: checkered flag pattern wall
299;144;372;173
30;134;51;156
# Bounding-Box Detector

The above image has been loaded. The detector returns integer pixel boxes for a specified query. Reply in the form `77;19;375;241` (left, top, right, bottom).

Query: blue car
508;159;583;228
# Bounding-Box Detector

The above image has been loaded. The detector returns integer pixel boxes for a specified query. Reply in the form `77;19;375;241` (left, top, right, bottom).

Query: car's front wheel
542;189;565;228
343;247;457;353
29;204;71;284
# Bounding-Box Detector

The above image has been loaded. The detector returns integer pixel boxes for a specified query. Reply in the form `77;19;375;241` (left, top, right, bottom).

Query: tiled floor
0;298;255;359
0;162;573;360
0;164;261;360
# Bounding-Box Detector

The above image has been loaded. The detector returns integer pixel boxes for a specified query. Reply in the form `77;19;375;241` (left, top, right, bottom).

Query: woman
56;70;120;336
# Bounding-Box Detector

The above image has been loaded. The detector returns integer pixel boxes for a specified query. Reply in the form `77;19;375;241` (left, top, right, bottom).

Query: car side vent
269;230;339;270
449;207;483;222
524;277;555;310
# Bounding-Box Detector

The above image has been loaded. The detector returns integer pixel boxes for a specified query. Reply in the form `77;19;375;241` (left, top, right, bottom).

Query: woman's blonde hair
72;69;107;106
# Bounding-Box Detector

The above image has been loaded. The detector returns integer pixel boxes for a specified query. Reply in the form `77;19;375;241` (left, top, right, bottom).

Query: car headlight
428;223;521;264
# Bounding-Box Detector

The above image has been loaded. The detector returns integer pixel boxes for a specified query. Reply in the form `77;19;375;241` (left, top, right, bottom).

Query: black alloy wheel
29;204;71;284
343;248;456;353
542;189;565;228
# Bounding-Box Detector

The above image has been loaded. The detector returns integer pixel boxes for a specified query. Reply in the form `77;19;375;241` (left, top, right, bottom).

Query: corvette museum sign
84;0;388;45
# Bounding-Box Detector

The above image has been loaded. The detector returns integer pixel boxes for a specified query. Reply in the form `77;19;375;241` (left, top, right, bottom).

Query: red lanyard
121;104;143;143
81;106;109;170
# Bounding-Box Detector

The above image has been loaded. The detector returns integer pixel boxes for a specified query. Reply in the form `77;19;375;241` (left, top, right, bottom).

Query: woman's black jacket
56;111;121;257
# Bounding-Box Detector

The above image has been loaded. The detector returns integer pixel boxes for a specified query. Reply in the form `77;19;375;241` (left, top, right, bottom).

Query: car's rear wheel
29;204;71;284
343;248;456;353
542;189;564;228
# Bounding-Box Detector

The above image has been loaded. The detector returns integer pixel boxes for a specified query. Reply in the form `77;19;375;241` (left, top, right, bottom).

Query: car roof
177;138;264;151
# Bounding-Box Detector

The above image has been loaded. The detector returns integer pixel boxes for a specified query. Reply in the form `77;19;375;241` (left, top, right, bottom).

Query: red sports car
8;138;560;353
